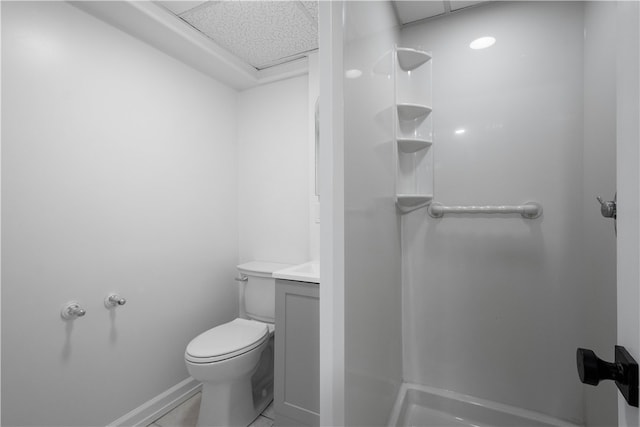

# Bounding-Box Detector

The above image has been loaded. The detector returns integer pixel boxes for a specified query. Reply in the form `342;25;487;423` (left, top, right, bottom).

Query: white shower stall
320;1;638;427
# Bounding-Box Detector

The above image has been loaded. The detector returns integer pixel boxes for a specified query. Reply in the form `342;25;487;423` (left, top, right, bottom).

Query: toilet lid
185;318;269;364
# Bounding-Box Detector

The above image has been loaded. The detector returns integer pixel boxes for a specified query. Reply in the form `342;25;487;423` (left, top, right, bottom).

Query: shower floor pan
388;383;582;427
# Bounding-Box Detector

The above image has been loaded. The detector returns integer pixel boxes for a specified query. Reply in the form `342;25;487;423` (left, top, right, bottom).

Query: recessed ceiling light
469;36;496;50
455;128;466;135
345;69;363;79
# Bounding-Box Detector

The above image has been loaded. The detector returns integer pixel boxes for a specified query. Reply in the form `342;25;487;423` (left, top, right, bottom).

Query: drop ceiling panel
393;1;446;25
158;1;207;15
299;1;318;23
393;1;490;25
450;1;487;11
179;1;318;70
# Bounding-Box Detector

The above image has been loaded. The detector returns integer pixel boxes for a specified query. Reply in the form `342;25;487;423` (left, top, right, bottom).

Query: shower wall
582;2;617;425
343;2;403;425
399;2;600;424
1;2;239;425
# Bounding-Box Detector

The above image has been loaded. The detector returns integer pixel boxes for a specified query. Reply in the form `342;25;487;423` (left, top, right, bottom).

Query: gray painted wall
1;2;240;425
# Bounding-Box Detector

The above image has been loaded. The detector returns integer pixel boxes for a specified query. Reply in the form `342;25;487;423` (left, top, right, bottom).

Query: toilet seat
186;318;269;364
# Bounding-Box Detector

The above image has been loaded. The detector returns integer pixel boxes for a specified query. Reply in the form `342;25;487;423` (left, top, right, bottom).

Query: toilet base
197;378;259;427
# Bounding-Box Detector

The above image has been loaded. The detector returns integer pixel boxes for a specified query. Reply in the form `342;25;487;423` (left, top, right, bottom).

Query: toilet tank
237;261;292;323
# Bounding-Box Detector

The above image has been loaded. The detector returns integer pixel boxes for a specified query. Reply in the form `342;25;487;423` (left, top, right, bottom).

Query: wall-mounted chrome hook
104;293;126;308
596;195;617;219
596;193;617;235
61;301;86;320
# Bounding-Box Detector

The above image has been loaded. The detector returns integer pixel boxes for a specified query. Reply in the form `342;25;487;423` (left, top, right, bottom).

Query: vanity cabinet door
274;279;320;426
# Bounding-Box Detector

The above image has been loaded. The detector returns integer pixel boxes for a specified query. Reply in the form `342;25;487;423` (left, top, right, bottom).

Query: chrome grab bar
428;201;542;219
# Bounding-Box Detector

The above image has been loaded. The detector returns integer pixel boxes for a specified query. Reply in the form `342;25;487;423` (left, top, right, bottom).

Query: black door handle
577;346;638;407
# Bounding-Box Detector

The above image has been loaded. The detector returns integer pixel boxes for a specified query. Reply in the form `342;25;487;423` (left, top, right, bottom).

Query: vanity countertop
272;262;319;284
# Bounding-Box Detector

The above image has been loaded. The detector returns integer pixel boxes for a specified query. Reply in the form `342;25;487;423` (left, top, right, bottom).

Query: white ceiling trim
71;1;308;91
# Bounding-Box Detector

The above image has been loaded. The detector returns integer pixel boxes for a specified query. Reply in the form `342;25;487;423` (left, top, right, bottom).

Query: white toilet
185;261;290;427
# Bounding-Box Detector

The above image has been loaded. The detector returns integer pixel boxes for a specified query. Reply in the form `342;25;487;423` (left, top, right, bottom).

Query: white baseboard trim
107;377;202;427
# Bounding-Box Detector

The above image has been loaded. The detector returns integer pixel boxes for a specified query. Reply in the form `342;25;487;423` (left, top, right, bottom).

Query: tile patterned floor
148;392;274;427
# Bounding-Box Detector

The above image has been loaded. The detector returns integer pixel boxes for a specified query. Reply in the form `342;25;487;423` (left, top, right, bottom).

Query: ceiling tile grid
155;0;488;72
159;1;207;15
394;1;446;24
179;1;317;70
394;1;489;25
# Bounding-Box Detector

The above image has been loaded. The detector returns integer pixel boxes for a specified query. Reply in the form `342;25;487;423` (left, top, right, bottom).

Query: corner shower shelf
397;48;431;71
397;138;432;153
394;46;433;215
397;103;432;121
396;194;433;213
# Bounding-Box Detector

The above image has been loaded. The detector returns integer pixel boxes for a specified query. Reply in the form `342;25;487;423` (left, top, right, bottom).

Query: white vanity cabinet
274;279;320;426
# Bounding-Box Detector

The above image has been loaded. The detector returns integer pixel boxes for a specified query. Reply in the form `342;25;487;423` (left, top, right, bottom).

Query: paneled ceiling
155;1;487;72
157;1;318;70
393;1;488;25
